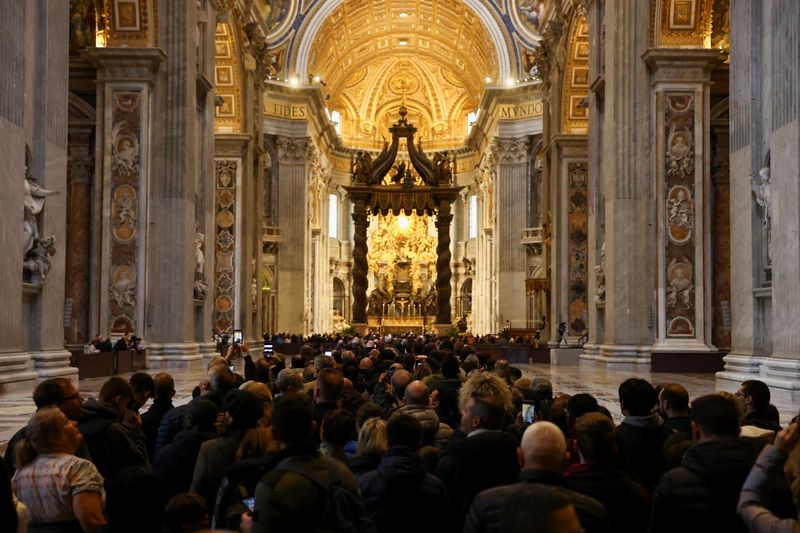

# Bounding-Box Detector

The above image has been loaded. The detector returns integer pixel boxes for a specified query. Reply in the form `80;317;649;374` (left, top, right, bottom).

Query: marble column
275;136;311;333
65;128;94;355
719;0;800;398
435;203;454;325
0;2;75;390
644;49;724;356
495;137;531;330
590;0;653;368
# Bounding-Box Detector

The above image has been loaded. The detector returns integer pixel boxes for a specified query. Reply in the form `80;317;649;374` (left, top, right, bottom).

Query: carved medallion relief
567;162;588;336
664;92;696;337
214;159;238;334
108;90;142;334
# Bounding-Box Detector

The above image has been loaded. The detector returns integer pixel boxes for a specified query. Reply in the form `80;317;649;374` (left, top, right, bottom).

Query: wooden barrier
470;344;550;365
70;349;147;379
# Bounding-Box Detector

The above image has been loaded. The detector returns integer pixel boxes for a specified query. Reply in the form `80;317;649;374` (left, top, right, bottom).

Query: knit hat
222;389;263;429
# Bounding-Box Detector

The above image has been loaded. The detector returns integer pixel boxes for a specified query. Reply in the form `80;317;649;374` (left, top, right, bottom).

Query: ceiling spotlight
289;76;300;87
505;78;515;87
313;75;321;83
399;12;409;17
398;38;409;46
485;76;492;84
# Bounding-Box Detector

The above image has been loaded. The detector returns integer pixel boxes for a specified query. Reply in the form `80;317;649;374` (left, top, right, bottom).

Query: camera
232;329;243;346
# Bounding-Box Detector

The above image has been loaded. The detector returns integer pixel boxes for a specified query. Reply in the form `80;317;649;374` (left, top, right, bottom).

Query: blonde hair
15;407;67;469
459;371;513;413
356;417;388;457
236;427;278;460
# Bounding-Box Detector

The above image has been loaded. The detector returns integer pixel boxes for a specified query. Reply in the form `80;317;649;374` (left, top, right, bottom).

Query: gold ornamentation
367;212;436;297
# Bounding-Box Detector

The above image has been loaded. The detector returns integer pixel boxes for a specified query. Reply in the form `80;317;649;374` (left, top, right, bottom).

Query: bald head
520;421;567;472
404;380;430;406
359;357;374;371
391;369;413;399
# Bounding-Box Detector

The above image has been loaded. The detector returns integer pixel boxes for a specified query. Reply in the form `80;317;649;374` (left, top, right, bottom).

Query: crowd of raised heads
3;335;800;533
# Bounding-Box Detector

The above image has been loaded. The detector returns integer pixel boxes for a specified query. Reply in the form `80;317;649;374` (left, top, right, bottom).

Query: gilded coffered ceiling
308;0;499;150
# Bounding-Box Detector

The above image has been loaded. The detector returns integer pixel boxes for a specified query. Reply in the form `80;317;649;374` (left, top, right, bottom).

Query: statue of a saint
23;178;59;258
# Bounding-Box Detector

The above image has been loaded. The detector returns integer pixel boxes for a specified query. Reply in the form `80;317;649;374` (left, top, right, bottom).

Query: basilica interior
0;0;799;409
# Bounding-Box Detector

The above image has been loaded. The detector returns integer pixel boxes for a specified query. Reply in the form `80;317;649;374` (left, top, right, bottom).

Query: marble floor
1;362;798;454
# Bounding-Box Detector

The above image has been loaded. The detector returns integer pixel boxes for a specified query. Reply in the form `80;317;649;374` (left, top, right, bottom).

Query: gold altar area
366;211;438;330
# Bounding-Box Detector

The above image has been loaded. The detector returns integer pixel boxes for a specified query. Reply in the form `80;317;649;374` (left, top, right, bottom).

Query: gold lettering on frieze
497;100;544;120
264;99;307;120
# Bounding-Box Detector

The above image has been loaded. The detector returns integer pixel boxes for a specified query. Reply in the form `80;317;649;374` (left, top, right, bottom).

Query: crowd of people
2;332;800;532
85;333;143;355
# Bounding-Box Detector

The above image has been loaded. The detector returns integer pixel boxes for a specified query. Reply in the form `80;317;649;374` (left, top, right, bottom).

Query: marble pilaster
644;48;725;356
495;137;531;330
276;136;312;333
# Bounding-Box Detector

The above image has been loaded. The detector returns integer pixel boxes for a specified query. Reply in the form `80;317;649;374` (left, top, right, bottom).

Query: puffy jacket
463;469;609;533
77;398;147;480
359;445;450;533
392;405;453;448
738;444;800;533
649;437;759;533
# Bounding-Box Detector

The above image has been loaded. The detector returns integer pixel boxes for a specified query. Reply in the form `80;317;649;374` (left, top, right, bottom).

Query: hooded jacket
77;397;148;480
359;445;449;533
649;437;759;533
393;405;454;448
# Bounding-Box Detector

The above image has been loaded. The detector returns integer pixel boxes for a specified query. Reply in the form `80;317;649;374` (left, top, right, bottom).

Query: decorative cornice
82;48;165;84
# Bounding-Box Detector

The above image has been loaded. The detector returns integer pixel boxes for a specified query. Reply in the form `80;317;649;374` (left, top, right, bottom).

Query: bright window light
331;110;341;135
467;111;477;135
328;194;338;238
469;195;478;238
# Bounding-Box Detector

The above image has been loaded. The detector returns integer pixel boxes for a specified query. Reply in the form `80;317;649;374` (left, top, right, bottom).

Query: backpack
268;455;377;533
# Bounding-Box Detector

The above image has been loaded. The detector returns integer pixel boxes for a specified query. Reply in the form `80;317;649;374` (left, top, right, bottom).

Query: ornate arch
292;0;513;81
560;13;589;134
214;21;243;133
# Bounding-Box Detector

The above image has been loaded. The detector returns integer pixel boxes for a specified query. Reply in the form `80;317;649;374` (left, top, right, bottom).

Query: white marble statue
594;240;606;303
23;178;59;258
23;234;56;285
750;166;772;261
195;232;205;275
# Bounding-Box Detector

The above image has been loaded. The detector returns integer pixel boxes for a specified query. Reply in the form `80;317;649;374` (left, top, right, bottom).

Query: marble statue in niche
478;152;496;227
667;258;693;310
194;232;207;300
750;166;772;262
23;234;56;285
23;148;60;285
594;240;606;303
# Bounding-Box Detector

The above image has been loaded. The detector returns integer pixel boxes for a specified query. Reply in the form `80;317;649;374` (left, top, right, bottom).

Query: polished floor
2;361;798;454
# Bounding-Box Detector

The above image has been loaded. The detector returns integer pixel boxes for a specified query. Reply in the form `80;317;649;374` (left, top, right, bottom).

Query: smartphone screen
242;497;255;512
263;343;273;355
324;350;332;357
233;330;243;344
522;401;536;424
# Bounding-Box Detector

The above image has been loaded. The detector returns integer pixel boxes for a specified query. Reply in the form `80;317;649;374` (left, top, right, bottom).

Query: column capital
276;136;313;164
82;47;165;85
493;137;530;164
642;48;727;84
